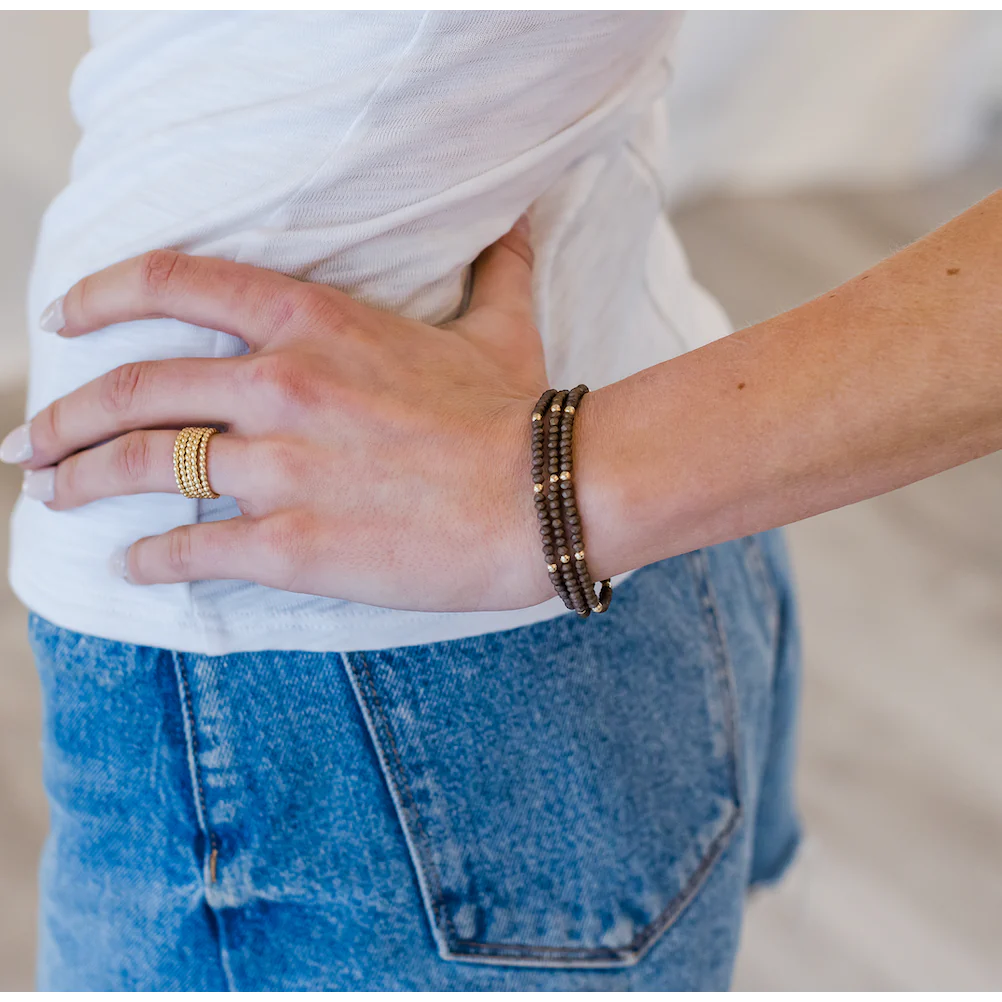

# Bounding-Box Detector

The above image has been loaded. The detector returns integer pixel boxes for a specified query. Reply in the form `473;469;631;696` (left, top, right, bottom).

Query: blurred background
1;11;1000;990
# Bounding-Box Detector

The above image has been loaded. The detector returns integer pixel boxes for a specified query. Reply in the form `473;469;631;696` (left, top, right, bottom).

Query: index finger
46;250;352;350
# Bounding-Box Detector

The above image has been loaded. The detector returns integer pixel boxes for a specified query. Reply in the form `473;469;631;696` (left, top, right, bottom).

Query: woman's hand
6;218;558;612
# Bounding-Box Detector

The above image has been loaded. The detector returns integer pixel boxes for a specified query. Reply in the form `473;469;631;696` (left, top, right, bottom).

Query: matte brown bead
530;386;611;617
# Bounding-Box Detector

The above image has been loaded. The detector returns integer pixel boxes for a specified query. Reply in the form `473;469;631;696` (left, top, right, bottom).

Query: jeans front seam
169;652;235;991
170;652;218;874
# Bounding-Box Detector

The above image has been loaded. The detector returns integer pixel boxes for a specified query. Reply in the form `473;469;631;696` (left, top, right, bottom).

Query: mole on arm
946;267;960;275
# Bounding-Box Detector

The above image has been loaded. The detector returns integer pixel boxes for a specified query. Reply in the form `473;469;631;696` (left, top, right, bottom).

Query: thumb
466;214;534;322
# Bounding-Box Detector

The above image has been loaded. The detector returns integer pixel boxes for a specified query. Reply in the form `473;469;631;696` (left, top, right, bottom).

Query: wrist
572;383;635;584
490;395;556;609
492;381;639;613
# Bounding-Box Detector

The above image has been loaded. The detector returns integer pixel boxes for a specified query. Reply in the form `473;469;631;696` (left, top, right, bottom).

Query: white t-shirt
10;11;732;654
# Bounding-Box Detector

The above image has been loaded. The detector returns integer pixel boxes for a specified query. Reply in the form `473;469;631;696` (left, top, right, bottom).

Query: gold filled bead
547;563;558;573
174;426;220;499
560;554;570;563
533;483;543;493
565;405;575;414
549;474;559;483
532;412;542;422
575;550;586;560
550;402;561;412
559;470;570;480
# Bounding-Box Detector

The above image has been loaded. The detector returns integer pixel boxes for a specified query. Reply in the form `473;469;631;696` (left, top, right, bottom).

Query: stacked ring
173;426;220;499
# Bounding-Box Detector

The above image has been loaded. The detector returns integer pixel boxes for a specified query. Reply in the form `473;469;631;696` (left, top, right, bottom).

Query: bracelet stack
531;385;613;617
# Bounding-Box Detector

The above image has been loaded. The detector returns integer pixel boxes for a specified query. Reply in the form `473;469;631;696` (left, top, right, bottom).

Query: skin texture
5;190;1002;612
574;187;1002;583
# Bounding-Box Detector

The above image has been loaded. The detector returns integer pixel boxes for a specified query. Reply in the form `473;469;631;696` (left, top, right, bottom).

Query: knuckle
55;455;80;505
31;400;61;456
268;283;358;346
245;353;321;413
496;229;534;269
165;527;194;576
256;511;312;573
116;432;153;484
244;352;286;389
100;361;147;415
139;249;185;301
71;273;95;325
267;285;328;339
254;438;304;487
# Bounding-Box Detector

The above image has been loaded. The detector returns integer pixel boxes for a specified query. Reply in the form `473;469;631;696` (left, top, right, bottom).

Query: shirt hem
10;563;638;656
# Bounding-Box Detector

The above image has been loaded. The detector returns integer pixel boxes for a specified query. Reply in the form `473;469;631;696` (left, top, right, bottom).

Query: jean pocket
341;551;741;969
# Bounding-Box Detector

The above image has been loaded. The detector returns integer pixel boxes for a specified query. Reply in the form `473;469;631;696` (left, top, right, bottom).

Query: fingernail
21;468;55;502
0;423;32;463
513;213;531;238
109;546;132;583
39;296;65;333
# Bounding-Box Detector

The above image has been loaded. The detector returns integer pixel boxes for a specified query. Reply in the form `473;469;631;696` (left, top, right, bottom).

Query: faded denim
30;530;801;990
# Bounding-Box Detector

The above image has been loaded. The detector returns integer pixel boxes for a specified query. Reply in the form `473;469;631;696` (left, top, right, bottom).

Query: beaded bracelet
531;386;613;617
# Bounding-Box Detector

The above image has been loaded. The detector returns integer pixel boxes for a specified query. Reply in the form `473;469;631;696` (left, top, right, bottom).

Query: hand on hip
6;217;556;612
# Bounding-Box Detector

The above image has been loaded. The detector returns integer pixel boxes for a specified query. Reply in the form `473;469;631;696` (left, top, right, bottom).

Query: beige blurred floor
1;40;1000;984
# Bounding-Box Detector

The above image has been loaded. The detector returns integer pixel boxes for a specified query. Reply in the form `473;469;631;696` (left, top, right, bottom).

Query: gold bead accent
550;402;561;412
547;563;558;573
565;405;575;414
550;474;559;483
559;470;570;480
532;412;542;422
560;554;570;564
575;550;586;560
533;483;543;493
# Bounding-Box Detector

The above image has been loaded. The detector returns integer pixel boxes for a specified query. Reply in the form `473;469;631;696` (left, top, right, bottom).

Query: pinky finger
119;517;269;586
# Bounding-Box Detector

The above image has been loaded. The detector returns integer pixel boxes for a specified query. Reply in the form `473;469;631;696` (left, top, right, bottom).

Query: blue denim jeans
29;531;801;990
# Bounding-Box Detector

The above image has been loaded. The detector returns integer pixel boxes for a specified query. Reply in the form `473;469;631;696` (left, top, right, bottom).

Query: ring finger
25;428;253;511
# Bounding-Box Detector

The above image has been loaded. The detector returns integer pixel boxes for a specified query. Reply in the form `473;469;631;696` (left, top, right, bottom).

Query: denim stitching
170;652;220;883
689;548;746;814
341;652;461;950
342;551;745;968
741;535;781;646
168;652;236;990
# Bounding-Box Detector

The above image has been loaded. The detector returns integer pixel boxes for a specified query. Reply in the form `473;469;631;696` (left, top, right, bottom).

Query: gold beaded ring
173;426;220;499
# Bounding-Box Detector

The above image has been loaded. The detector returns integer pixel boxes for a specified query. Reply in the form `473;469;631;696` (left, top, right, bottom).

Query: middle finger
23;356;249;470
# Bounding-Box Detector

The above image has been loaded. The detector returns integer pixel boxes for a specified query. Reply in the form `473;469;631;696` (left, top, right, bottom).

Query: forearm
578;189;1002;580
13;192;1000;615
